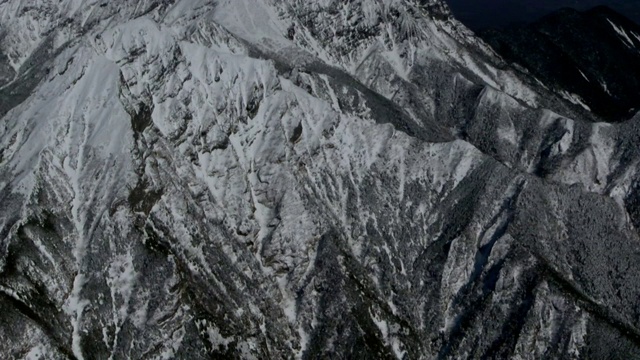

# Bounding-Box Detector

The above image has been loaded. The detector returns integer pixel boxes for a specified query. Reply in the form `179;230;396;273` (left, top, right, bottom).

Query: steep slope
0;0;639;359
481;5;640;122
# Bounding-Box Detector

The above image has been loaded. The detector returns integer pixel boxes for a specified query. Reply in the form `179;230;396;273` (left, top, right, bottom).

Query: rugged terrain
0;0;639;359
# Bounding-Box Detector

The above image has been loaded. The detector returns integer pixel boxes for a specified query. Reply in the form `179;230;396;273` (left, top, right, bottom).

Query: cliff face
0;1;639;359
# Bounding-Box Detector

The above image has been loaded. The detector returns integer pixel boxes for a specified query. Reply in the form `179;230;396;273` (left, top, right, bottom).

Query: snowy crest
0;0;638;359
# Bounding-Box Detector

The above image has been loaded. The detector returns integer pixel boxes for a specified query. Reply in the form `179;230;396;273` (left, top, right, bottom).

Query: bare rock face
0;0;639;359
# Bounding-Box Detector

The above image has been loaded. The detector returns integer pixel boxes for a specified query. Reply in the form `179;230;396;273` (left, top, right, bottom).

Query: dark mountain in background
446;0;640;30
480;6;640;122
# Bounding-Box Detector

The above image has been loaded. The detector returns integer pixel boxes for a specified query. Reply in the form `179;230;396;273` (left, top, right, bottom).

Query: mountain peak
1;0;640;359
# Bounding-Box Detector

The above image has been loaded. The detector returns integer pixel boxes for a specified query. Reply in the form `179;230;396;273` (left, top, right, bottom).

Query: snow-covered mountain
0;0;639;358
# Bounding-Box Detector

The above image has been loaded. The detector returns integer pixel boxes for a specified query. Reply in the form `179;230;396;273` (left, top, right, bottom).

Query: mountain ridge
0;0;639;358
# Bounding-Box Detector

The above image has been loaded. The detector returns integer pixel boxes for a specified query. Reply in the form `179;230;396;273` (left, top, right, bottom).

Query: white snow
551;122;615;193
277;275;297;323
578;69;590;82
541;117;575;158
24;343;51;360
560;90;591;111
64;273;90;360
211;0;291;51
567;312;588;357
195;319;235;353
600;80;612;96
0;1;631;358
607;19;635;48
497;122;518;145
589;123;616;188
106;251;138;359
368;309;407;359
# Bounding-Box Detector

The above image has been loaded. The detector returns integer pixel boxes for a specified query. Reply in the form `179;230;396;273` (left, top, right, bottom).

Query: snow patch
106;250;138;359
568;312;588;358
560;90;591;111
607;19;635;48
24;342;51;360
212;0;291;51
578;69;589;82
497;122;518;145
64;273;90;360
600;80;612;96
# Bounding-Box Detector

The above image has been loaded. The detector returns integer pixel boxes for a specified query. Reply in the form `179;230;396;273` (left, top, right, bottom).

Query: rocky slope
0;0;639;359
